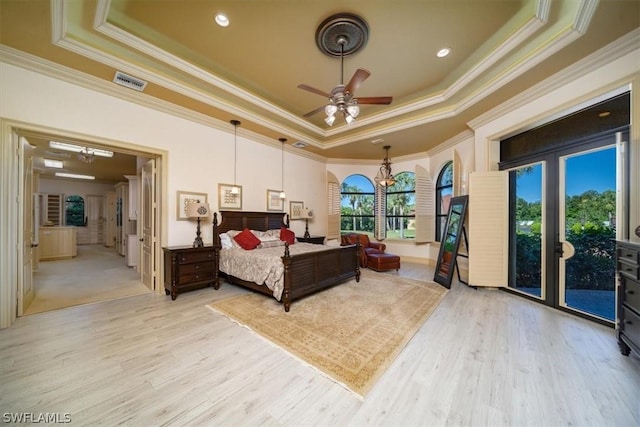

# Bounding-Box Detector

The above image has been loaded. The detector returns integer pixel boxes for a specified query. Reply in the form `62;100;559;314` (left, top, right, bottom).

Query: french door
504;132;625;324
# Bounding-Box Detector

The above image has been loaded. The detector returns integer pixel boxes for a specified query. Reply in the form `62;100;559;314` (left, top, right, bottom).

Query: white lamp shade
325;104;338;116
344;113;355;125
346;104;359;118
185;202;210;218
324;115;336;126
304;208;313;219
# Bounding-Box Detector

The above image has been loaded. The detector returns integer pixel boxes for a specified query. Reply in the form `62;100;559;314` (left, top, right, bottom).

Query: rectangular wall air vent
113;71;148;92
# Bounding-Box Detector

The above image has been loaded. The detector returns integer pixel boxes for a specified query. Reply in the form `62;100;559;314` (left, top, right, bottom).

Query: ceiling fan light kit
299;13;392;127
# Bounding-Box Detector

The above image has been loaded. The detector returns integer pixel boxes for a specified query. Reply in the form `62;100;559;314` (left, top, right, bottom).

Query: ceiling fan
298;13;393;126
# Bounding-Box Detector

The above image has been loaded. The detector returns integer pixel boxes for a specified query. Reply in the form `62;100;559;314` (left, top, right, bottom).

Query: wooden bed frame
212;210;360;311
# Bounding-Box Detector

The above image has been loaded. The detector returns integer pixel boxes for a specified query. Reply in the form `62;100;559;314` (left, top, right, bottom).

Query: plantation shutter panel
374;184;386;240
468;171;508;287
453;149;462;197
327;171;340;240
414;165;434;243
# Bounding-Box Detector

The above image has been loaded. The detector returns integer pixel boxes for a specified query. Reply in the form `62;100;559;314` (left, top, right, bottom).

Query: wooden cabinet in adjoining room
38;226;77;261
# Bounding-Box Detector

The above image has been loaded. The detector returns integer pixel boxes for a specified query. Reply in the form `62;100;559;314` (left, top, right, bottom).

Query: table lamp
186;202;210;247
303;207;313;238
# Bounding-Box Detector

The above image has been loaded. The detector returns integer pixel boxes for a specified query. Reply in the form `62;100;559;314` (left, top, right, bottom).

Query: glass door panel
509;162;544;298
558;146;616;321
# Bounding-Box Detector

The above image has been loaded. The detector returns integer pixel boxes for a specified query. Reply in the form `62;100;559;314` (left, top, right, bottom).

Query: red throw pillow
234;228;261;250
280;227;295;245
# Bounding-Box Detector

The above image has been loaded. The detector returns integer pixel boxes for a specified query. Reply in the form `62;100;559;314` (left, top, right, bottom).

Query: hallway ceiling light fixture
279;138;287;199
55;172;95;180
78;147;95;163
230;119;241;195
49;141;114;158
374;145;396;187
43;159;63;168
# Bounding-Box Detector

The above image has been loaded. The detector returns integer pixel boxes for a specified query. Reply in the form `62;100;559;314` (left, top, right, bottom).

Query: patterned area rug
207;270;448;398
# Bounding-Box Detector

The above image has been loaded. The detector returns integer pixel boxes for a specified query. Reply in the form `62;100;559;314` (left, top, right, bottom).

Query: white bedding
218;242;329;300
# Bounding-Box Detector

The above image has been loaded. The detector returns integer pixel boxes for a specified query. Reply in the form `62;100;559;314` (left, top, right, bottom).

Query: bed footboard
281;242;360;311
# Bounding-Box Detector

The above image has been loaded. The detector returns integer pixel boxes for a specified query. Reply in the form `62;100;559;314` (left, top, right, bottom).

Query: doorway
499;92;630;325
16;128;163;316
505;138;622;323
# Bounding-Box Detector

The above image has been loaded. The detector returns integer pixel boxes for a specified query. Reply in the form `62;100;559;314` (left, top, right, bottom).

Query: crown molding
467;28;640;131
427;130;475;157
0;46;327;164
58;0;584;150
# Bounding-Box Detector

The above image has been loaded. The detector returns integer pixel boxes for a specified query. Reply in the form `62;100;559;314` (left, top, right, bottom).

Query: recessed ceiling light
436;48;451;58
292;141;308;148
44;159;63;168
215;13;229;27
371;138;385;144
55;172;95;180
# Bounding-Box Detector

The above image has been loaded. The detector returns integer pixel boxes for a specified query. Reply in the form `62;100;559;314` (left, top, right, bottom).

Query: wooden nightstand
296;236;325;245
163;245;216;300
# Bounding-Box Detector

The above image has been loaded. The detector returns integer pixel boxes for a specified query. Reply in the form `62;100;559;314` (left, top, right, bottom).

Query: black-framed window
65;195;85;226
341;174;375;236
385;171;416;239
435;161;453;241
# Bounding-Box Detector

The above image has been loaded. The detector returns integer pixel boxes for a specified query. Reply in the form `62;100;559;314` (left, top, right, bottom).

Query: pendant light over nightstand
230;120;241;194
279;138;287;199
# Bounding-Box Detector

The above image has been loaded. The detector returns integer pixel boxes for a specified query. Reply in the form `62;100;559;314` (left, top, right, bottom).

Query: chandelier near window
374;145;396;187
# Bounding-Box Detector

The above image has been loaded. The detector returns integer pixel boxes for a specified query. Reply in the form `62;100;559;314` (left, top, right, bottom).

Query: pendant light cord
230;120;241;187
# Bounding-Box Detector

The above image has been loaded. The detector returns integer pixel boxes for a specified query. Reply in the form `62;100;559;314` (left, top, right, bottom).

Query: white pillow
258;237;285;249
219;233;233;249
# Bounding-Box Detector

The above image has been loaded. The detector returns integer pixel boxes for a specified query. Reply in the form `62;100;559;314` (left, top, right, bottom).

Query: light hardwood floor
26;244;151;315
2;262;639;426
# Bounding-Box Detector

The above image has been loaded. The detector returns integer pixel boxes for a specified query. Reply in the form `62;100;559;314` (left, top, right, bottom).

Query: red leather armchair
340;233;387;268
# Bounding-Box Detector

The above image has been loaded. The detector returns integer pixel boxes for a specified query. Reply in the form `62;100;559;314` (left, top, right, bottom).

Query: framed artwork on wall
218;183;242;210
176;191;208;221
266;189;284;211
289;201;304;219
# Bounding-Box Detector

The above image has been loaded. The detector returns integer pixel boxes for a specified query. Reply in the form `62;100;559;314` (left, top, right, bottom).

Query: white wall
0;62;327;247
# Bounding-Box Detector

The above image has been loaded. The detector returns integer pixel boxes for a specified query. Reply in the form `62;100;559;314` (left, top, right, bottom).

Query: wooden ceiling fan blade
344;68;371;95
303;105;327;118
298;84;332;98
356;96;393;105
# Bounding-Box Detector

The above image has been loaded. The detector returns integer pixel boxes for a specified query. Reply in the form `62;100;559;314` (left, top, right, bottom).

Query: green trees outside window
65;195;85;226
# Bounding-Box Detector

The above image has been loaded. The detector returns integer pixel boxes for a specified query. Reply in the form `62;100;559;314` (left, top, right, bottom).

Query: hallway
26;244;151;315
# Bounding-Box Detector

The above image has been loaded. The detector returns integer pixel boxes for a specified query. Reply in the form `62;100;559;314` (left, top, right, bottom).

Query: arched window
385;171;416;239
65;195;85;226
435;161;453;241
341;174;375;236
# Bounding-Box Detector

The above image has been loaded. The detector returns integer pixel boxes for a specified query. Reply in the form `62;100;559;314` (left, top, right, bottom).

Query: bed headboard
214;210;289;234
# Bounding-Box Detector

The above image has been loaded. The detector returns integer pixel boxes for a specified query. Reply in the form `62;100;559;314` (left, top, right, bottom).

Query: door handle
556;240;575;260
555;242;564;256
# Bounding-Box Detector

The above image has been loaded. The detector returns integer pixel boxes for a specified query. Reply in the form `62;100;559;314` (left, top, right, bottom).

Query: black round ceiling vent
315;13;369;57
